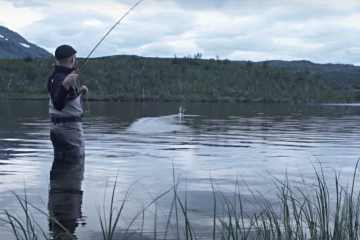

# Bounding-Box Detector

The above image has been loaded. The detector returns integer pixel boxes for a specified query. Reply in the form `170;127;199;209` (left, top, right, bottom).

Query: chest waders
49;93;85;159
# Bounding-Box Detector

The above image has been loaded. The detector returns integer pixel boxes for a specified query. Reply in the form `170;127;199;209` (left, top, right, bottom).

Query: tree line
0;54;359;103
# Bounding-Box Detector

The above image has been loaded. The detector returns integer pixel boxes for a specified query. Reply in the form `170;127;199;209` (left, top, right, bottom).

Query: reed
1;159;360;240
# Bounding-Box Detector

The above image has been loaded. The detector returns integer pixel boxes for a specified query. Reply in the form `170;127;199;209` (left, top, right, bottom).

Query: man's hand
79;85;88;95
62;71;78;90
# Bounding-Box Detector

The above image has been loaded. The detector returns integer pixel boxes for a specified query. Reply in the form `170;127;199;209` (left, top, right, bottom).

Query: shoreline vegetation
1;160;360;240
1;54;360;104
0;92;313;103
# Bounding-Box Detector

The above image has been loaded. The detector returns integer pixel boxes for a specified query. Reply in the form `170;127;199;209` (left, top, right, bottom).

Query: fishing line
77;0;143;72
75;0;143;128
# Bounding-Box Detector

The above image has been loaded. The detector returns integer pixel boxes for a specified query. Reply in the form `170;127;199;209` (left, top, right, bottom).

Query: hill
254;60;360;82
1;54;360;104
0;26;53;59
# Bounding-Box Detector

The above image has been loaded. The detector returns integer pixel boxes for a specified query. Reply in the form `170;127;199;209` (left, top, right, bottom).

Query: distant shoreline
0;93;353;104
1;55;360;105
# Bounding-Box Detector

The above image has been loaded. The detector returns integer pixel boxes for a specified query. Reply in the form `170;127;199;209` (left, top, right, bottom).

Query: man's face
71;54;76;67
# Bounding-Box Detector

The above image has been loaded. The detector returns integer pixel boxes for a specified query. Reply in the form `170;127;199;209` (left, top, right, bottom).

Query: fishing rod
73;0;143;127
76;0;143;73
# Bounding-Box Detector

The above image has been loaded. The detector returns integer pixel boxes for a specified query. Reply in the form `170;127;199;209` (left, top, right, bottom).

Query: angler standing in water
47;45;88;159
45;0;142;159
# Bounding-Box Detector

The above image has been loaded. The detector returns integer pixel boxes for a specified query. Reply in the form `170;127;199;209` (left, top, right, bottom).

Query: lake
1;99;360;239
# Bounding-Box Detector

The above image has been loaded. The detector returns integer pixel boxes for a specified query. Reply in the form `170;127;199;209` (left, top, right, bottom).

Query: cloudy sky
1;0;360;65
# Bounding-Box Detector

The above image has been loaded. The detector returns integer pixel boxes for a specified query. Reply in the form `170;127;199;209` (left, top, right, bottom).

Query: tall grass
1;159;360;240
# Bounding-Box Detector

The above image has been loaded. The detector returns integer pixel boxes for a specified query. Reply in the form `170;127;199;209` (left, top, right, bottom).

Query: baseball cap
55;44;77;60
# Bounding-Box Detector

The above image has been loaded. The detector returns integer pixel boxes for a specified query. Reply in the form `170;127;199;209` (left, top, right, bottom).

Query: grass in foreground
1;159;360;240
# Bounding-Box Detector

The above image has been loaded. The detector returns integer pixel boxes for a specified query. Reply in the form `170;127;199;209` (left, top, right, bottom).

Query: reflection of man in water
48;155;85;240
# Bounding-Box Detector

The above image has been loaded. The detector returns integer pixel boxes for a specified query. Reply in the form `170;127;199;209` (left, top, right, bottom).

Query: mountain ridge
0;26;53;59
1;25;359;83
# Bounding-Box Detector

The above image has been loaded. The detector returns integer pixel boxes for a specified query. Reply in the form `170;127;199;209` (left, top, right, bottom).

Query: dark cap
55;44;77;60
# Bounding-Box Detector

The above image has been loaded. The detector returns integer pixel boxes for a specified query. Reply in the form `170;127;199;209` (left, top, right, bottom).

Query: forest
1;54;360;103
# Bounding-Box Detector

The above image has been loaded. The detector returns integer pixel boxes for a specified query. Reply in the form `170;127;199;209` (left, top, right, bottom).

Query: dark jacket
47;65;80;111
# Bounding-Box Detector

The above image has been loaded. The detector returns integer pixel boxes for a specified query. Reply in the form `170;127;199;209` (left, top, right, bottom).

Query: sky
1;0;360;65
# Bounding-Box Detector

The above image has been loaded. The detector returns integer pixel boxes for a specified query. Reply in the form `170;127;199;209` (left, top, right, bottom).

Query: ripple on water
1;102;360;239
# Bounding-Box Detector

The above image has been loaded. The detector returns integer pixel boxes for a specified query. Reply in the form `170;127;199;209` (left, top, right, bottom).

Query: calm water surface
1;99;360;239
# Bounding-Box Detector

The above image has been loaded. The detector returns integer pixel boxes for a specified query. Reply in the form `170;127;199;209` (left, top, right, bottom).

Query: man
47;44;88;159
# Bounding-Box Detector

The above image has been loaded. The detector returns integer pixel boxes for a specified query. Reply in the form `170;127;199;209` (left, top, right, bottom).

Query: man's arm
51;75;69;111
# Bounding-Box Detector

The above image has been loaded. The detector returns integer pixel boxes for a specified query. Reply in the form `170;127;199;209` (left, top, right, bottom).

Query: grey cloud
115;42;176;57
18;3;197;58
190;1;360;40
3;0;50;8
293;24;360;62
4;0;360;65
162;0;233;10
190;20;263;41
296;37;360;64
177;0;360;65
196;37;273;52
194;23;360;64
4;0;107;8
294;48;360;65
167;0;360;18
118;0;233;11
259;3;360;29
194;35;284;60
124;9;197;37
18;10;116;52
128;0;360;31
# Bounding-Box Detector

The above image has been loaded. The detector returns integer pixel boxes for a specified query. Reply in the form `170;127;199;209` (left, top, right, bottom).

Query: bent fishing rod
75;0;143;73
72;0;143;127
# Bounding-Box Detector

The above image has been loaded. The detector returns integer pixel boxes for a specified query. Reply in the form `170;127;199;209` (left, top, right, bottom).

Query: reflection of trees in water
48;156;85;240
